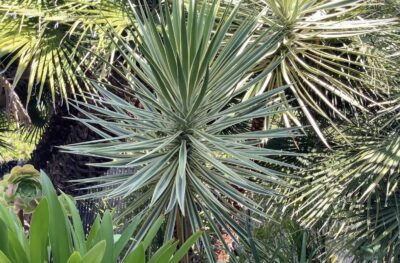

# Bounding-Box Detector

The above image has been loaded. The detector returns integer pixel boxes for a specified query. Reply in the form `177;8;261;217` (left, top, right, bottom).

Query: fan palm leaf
0;0;137;105
291;126;400;229
329;192;400;261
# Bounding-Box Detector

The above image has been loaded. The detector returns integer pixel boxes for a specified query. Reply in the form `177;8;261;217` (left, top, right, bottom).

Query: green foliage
0;113;11;154
235;0;396;146
62;0;301;261
0;170;201;263
292;128;400;226
331;193;400;261
0;128;37;161
0;164;41;213
284;121;400;261
0;119;37;161
0;0;398;261
251;219;322;263
0;0;136;104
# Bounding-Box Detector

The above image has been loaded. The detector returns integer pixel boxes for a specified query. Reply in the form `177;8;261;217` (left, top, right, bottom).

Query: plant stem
176;210;189;263
17;209;24;226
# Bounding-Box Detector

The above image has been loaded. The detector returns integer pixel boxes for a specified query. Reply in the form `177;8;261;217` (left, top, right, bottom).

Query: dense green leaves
63;0;301;261
41;170;72;263
234;0;397;146
292;129;400;227
0;171;200;262
0;0;397;261
0;0;136;104
282;121;400;261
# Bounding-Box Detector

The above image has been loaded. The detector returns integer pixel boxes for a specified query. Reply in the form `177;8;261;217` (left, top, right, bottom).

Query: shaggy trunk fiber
28;106;106;194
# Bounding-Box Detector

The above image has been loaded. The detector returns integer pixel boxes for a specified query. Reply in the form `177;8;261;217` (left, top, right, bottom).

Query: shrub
0;171;201;263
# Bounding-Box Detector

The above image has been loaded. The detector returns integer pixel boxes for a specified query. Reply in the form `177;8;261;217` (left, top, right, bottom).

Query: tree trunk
28;106;106;195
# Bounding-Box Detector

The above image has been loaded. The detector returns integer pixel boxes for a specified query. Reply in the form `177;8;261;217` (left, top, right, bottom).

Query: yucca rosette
62;1;302;260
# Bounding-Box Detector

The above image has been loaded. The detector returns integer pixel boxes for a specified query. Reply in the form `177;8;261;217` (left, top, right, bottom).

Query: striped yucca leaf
62;0;301;261
0;0;136;105
226;0;397;147
291;127;400;229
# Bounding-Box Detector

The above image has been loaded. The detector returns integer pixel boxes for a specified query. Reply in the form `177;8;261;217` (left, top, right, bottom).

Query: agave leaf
80;240;106;263
0;251;11;263
124;243;145;263
40;170;72;263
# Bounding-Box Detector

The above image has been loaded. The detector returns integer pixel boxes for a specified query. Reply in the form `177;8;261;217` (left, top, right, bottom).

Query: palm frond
21;95;52;143
0;0;139;105
330;192;400;261
292;126;400;229
235;0;397;146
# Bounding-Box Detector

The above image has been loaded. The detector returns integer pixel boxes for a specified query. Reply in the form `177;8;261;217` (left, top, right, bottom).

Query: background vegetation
0;0;399;262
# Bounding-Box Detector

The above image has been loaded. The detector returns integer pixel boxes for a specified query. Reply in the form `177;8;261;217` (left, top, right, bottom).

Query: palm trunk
28;106;106;194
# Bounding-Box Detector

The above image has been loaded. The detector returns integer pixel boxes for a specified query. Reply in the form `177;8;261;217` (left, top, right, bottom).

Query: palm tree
226;0;397;147
0;0;155;187
0;0;139;104
332;192;400;261
285;117;400;260
28;105;107;193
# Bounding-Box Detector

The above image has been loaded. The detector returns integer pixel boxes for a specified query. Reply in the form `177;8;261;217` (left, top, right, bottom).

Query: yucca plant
0;170;201;263
226;0;397;146
62;0;301;261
